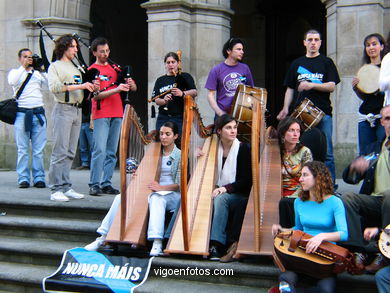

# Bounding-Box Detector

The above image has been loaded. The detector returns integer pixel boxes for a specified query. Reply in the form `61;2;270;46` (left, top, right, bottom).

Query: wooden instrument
235;89;282;257
291;98;324;131
106;104;158;245
165;96;214;255
379;224;390;259
356;64;380;94
273;230;356;278
231;85;268;143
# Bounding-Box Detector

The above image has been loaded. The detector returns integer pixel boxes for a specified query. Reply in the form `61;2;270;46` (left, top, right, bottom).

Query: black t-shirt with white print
284;54;340;116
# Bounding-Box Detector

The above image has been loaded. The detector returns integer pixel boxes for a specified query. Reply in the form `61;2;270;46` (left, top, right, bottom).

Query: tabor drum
379;224;390;259
291;98;324;131
231;85;267;141
356;64;380;94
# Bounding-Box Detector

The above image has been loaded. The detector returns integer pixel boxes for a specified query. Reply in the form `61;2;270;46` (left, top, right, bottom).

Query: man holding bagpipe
88;37;137;196
48;35;98;202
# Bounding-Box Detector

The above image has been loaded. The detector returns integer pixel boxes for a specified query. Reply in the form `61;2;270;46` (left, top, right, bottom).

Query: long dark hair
362;33;385;64
161;121;179;135
215;114;237;135
54;34;79;60
164;52;179;63
277;116;304;158
299;161;333;203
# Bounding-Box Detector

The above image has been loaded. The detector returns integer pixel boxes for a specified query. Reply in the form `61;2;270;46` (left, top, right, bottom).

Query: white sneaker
50;191;69;202
64;189;84;199
85;235;106;251
150;239;163;256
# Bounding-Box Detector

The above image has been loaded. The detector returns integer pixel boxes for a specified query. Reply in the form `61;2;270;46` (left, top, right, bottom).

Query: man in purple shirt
205;38;254;117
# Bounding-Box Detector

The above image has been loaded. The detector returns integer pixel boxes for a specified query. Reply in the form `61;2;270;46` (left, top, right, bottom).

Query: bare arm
298;81;335;93
207;90;225;116
276;87;294;120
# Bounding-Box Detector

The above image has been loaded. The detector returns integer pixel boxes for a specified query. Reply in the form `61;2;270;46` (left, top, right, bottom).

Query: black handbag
0;71;33;124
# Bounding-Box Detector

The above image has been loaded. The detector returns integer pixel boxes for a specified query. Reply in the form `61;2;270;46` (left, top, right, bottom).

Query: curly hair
299;161;333;202
54;34;79;60
277;116;304;159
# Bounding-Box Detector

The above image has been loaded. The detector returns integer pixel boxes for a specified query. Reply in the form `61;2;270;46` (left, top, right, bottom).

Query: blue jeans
156;113;183;134
316;115;336;183
89;117;122;188
210;192;248;245
14;111;47;184
376;266;390;293
79;122;93;167
358;119;385;155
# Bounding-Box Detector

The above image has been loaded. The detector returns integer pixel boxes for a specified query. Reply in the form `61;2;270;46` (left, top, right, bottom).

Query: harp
236;88;281;256
165;96;215;255
106;104;159;246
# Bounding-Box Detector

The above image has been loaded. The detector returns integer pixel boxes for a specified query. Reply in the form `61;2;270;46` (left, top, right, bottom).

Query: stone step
0;214;100;242
0;197;109;220
0;261;53;293
0;236;86;267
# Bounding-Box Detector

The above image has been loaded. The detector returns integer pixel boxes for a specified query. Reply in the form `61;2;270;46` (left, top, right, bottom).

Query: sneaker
50;191;69;202
64;189;85;199
101;185;120;195
34;181;46;188
365;253;389;274
89;185;102;196
76;165;89;170
150;239;163;256
209;245;221;261
279;281;292;293
19;181;30;188
85;235;106;251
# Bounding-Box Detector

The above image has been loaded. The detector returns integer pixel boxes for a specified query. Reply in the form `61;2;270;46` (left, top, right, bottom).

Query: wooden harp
106;104;159;246
236;88;282;256
165;95;215;255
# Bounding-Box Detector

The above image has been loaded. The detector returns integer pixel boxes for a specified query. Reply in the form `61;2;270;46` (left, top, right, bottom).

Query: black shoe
366;253;389;274
34;181;46;188
209;245;221;261
19;181;30;188
89;186;102;196
101;185;120;195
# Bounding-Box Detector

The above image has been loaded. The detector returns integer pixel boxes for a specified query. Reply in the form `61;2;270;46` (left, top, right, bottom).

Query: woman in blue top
271;161;348;293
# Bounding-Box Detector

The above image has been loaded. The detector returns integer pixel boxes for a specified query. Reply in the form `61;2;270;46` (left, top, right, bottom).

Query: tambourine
379;224;390;259
356;64;380;94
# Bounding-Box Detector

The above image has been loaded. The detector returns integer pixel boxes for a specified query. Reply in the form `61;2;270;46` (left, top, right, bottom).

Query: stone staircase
0;193;379;293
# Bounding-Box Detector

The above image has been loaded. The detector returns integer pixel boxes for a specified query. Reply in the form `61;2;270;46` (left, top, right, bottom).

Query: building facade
0;0;389;176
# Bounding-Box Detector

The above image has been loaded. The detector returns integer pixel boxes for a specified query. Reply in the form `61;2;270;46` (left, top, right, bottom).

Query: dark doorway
231;0;326;127
90;0;148;129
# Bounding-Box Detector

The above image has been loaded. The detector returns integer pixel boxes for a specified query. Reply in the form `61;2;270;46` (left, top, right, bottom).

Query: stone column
141;0;233;130
322;0;386;175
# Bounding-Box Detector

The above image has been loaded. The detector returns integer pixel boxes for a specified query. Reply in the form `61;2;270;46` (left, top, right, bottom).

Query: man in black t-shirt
277;29;340;184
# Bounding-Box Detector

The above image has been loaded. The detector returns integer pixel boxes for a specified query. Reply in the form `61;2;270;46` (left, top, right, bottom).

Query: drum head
356;64;380;94
379;224;390;259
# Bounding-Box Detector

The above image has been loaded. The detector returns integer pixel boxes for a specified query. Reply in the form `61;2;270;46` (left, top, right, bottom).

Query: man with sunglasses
341;105;390;274
205;37;254;118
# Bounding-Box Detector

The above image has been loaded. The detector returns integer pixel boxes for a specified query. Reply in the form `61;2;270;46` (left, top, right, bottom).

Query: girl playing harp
85;121;181;256
208;114;252;261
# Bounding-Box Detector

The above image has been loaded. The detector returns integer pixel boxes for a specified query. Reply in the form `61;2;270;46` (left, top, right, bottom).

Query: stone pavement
0;169;118;210
0;168;361;209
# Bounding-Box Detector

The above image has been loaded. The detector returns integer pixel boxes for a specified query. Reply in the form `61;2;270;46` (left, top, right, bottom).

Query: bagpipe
273;230;360;279
36;20;133;105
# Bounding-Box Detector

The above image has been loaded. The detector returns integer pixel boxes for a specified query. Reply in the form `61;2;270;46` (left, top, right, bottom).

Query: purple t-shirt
205;62;254;112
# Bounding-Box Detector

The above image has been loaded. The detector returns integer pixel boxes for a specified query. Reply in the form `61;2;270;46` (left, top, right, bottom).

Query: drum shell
291;98;324;131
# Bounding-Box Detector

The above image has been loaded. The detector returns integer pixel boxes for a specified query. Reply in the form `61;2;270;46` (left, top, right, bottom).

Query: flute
148;82;177;103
